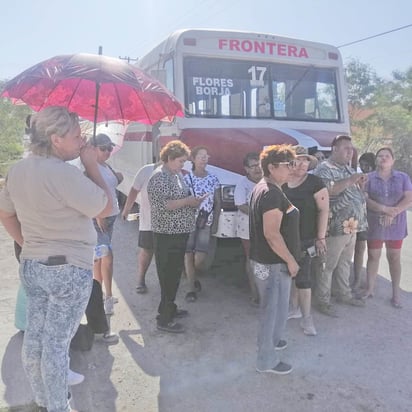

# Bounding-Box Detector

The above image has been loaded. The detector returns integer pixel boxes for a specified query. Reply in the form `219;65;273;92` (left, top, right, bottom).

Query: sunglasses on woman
272;161;296;168
99;146;113;153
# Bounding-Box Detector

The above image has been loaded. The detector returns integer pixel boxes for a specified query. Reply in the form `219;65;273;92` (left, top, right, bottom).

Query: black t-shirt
282;174;325;241
250;180;300;264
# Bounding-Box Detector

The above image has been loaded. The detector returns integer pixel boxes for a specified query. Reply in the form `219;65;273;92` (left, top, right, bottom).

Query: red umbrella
1;53;183;136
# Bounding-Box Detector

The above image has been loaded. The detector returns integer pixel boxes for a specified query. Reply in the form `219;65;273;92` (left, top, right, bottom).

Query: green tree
374;69;412;175
0;80;31;176
345;58;380;109
345;61;412;176
344;58;383;151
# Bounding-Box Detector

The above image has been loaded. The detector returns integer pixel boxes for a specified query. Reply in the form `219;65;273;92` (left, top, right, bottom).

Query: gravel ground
1;212;412;412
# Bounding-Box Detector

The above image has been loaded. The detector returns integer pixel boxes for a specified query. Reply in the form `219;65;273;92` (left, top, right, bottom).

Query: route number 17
248;66;267;87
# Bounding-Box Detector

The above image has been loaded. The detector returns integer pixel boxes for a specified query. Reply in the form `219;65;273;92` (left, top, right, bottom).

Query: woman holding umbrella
0;106;112;412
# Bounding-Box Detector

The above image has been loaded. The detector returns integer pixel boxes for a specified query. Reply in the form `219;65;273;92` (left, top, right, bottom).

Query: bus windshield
184;56;340;122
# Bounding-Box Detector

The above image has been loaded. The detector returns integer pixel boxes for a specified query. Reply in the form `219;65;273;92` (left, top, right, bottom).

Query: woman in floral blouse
183;146;220;302
147;141;206;333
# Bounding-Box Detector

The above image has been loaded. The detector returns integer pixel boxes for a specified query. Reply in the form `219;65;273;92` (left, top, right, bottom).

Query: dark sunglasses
99;146;113;153
272;161;296;169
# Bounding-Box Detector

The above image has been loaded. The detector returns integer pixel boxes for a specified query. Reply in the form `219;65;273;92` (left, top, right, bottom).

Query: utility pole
119;56;138;64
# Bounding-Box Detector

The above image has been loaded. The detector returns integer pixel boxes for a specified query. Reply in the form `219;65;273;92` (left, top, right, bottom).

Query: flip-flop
185;292;197;302
136;284;148;294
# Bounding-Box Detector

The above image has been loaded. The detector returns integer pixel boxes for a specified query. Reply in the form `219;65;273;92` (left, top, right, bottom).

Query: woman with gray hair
0;106;112;412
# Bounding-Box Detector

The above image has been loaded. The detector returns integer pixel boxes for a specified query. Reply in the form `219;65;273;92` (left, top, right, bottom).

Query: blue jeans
93;215;117;259
20;259;93;412
252;261;291;370
185;225;212;253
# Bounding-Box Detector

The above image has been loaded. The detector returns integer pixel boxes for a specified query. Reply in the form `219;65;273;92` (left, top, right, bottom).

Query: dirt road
1;213;412;412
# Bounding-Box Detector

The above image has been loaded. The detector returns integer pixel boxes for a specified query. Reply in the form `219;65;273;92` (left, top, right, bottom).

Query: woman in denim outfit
0;107;112;412
90;133;123;315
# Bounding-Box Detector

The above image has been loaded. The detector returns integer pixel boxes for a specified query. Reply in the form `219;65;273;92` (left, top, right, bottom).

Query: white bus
110;28;350;237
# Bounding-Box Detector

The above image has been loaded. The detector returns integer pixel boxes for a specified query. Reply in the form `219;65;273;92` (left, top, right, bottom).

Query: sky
1;0;411;81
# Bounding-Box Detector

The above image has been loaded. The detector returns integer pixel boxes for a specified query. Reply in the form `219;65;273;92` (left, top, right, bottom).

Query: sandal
361;292;374;300
136;284;148;294
194;280;202;293
390;298;402;309
185;291;197;302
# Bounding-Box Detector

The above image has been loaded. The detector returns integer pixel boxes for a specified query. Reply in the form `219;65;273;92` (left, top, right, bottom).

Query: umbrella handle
92;46;103;142
92;82;100;141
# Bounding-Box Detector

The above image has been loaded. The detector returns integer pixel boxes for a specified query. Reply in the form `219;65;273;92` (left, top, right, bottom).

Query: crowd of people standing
1;103;412;410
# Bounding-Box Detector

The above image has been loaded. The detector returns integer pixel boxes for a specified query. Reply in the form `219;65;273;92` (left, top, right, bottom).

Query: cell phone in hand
307;246;317;258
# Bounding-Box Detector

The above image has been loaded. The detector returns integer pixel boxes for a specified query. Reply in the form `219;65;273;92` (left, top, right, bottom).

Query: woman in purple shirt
364;148;412;307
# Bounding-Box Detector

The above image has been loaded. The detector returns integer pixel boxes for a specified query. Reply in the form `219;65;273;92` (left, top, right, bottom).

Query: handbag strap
188;172;197;196
105;163;121;185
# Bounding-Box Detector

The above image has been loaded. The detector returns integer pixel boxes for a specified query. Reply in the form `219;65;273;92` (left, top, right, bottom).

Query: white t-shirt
132;163;155;231
234;176;257;240
98;163;120;216
0;155;107;269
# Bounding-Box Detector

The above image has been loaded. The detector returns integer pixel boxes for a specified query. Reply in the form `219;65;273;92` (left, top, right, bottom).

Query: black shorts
295;240;315;289
295;255;313;289
138;231;154;250
356;231;368;242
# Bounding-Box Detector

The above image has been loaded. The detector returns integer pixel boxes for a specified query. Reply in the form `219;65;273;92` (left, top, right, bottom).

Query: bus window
164;59;174;93
316;82;338;120
183;57;339;122
271;64;339;121
184;57;269;118
149;59;174;94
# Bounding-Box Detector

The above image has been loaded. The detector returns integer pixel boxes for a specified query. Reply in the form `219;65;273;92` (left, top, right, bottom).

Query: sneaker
300;315;317;336
104;296;115;315
68;368;84;386
288;307;302;320
157;321;185;334
336;296;365;307
275;340;287;350
256;362;293;375
316;303;339;318
95;331;119;344
103;294;119;303
156;309;189;321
